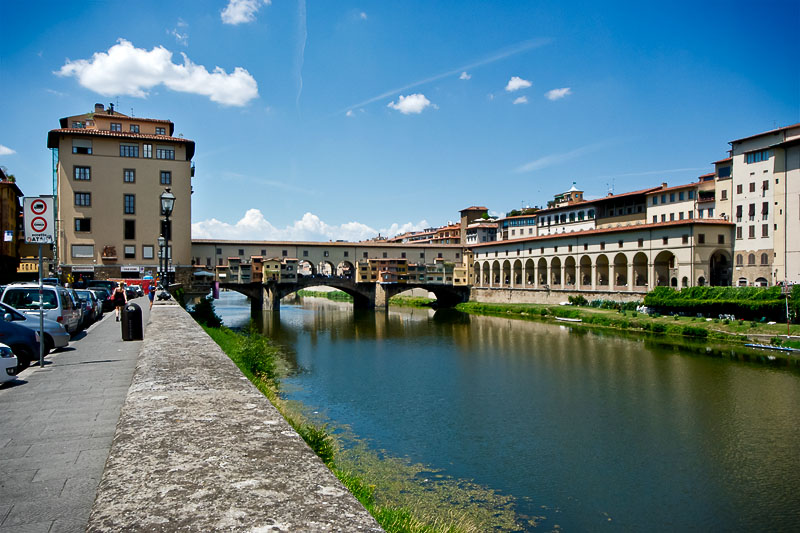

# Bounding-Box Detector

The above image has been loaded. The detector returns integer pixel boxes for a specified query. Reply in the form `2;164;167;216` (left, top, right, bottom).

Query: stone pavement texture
0;298;149;533
88;301;382;532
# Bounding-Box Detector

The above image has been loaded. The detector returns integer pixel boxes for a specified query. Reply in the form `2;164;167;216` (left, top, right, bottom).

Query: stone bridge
220;277;470;312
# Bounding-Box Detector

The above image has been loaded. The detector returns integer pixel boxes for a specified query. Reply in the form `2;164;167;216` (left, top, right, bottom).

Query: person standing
148;284;155;309
112;282;127;321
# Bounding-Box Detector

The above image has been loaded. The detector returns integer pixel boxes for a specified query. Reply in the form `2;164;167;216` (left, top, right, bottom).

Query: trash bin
121;302;143;341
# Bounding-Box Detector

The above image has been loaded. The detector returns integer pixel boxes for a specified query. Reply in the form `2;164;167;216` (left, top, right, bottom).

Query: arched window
588;209;595;219
755;277;768;287
682;276;688;287
748;253;756;265
578;211;585;220
736;254;743;266
671;277;678;287
760;253;769;265
569;212;576;222
560;214;567;223
697;276;706;286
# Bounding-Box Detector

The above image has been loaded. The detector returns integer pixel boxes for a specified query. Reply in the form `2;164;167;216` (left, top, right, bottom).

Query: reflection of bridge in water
220;276;470;312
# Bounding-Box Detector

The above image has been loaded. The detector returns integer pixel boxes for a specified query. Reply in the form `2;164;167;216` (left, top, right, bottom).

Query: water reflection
215;292;800;531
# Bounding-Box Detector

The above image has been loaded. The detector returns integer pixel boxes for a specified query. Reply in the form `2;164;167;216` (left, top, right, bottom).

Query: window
653;215;657;223
218;258;223;266
749;182;756;193
748;225;755;239
749;203;755;221
239;249;245;256
670;193;675;202
401;252;406;258
124;220;135;240
438;253;443;258
568;246;572;252
652;196;658;205
663;237;669;245
745;149;770;163
143;246;154;259
638;238;644;247
736;254;743;266
661;214;666;222
736;226;742;239
718;166;731;178
420;252;425;259
661;194;667;203
736;205;743;222
382;252;388;258
553;246;558;252
698;209;704;219
75;192;91;206
688;191;694;200
618;240;623;248
143;144;152;158
74;166;90;180
74;218;91;232
71;244;94;258
682;234;688;244
156;146;175;160
303;250;308;257
762;202;769;219
698;234;705;244
124;194;135;214
282;249;287;257
124;245;136;259
761;253;769;265
130;124;140;133
600;242;605;250
670;213;675;221
344;251;349;257
679;192;685;201
120;143;139;157
721;190;728;200
155;127;166;135
748;253;756;265
363;252;369;259
71;121;85;129
72;139;92;154
323;251;329;257
736;184;743;194
762;224;769;237
123;169;135;183
715;235;723;245
688;210;693;219
160;171;172;185
110;123;122;132
584;243;588;251
679;212;684;220
708;208;714;217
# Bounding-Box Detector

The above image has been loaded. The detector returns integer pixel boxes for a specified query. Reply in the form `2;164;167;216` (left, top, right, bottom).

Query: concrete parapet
87;301;382;532
471;287;646;305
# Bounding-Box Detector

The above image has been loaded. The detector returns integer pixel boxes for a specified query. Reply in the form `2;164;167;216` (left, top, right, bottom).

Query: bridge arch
337;261;355;278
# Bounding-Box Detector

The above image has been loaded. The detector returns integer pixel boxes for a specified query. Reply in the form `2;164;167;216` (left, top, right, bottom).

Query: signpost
23;196;55;368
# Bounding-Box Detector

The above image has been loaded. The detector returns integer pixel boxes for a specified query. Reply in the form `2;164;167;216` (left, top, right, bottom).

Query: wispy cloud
295;0;307;114
56;39;258;107
359;11;367;20
515;142;610;173
545;87;571;100
387;94;435;114
591;167;708;180
45;88;67;97
0;145;16;156
339;37;550;115
192;209;429;241
221;0;271;25
513;96;528;105
505;76;531;92
459;71;471;80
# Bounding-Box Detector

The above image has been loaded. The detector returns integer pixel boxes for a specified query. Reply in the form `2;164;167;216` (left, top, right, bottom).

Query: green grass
388;296;436;308
297;289;354;302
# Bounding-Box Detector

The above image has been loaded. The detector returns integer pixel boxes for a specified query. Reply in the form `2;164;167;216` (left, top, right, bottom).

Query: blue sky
1;0;798;241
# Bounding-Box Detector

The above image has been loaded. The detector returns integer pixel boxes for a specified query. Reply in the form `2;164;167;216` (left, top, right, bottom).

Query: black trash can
121;303;143;341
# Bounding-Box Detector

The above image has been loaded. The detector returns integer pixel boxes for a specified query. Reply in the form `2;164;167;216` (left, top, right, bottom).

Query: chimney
662;182;668;189
94;103;104;113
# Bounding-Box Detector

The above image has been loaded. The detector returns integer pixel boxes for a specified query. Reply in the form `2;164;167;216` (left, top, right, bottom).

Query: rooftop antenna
130;107;134;117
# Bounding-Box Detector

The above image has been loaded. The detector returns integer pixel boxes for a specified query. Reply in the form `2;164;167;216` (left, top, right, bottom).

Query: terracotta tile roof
191;239;462;248
698;172;715;179
48;128;192;143
460;206;488;211
469;218;734;248
534;186;662;215
646;182;696;194
712;157;732;164
730;122;800;144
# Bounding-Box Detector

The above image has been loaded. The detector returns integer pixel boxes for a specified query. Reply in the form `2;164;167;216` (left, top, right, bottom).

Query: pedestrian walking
112;282;127;321
148;285;155;309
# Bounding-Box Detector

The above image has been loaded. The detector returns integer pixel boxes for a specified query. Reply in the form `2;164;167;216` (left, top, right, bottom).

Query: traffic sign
23;196;55;244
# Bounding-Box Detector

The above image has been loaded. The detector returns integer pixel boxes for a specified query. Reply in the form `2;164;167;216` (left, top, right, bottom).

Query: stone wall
471;287;646;305
87;301;382;532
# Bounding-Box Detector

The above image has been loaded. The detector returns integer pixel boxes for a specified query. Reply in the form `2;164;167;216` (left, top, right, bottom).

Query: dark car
0;317;42;371
87;280;119;293
90;288;114;312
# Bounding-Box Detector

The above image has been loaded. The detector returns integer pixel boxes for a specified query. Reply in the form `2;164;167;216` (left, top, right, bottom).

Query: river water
214;291;800;531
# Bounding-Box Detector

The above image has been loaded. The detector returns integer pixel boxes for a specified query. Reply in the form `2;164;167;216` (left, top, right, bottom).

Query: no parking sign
23;196;55;244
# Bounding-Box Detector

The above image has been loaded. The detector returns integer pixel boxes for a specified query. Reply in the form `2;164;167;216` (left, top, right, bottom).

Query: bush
681;326;708;338
189;296;223;327
568;295;588;306
644;286;787;321
652;323;667;333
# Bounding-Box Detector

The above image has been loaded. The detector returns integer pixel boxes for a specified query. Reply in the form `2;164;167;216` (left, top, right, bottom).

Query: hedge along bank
643;285;799;322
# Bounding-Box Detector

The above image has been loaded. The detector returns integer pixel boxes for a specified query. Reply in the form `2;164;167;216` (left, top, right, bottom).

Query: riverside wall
471;287;646;305
87;301;382;532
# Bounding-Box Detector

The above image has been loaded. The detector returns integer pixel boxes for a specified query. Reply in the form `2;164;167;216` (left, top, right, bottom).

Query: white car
0;343;18;384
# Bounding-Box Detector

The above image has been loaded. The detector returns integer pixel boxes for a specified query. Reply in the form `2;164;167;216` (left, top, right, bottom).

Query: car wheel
11;345;32;372
44;335;54;355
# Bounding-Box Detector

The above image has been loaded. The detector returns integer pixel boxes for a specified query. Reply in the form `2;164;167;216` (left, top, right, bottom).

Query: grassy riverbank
203;323;521;532
297;289;353;302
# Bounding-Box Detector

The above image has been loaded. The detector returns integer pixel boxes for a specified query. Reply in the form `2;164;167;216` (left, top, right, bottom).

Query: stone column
628;263;635;292
591;264;597;291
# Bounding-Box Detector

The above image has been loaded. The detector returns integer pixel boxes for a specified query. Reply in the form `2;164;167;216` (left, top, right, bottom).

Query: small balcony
101;246;117;261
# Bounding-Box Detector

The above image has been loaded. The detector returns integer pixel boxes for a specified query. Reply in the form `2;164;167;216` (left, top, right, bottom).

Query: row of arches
474;250;731;290
296;260;355;278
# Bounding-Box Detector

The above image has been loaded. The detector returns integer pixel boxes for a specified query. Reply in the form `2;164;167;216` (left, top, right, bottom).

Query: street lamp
160;188;175;285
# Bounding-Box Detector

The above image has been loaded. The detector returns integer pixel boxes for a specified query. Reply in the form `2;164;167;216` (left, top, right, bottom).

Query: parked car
89;288;114;312
1;284;82;335
1;302;70;353
75;289;102;323
124;286;138;300
66;288;86;332
0;317;41;371
87;280;119;293
0;343;18;384
42;277;62;286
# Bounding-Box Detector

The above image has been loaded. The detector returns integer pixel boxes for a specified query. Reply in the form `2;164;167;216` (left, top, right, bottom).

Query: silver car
75;289;103;323
0;302;70;353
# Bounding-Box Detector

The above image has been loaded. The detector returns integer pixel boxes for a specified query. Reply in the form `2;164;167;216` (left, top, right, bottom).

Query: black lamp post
157;235;166;289
160;188;175;285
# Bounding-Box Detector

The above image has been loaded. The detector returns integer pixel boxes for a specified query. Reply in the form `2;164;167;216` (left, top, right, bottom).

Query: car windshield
76;290;93;300
3;288;58;310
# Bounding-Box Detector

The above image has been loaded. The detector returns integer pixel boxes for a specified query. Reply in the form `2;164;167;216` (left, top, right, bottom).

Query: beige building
729;123;800;286
47;103;195;281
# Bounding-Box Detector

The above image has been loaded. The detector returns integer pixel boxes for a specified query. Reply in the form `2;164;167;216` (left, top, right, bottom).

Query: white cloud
505;76;531;92
387;93;433;115
545;87;571;100
515;142;608;173
513;96;528;105
0;145;16;156
221;0;271;25
359;11;368;20
345;110;355;117
169;28;189;46
459;71;471;80
56;39;258;107
192;209;429;242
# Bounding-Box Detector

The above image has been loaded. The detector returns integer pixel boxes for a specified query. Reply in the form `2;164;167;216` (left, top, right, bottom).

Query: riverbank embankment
87;300;381;532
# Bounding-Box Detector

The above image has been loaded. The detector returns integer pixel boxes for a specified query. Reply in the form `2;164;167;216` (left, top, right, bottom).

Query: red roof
647;182;696;194
47;128;195;159
730;122;800;144
470;218;733;248
712;157;732;164
460;206;488;211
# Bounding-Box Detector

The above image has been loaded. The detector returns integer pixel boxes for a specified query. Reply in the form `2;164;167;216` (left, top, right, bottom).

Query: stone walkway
0;299;149;533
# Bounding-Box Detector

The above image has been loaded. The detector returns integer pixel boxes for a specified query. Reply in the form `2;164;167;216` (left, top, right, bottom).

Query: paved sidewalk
0;298;150;533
